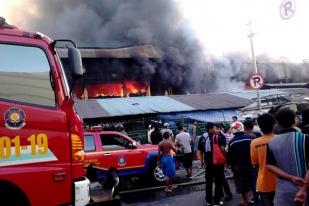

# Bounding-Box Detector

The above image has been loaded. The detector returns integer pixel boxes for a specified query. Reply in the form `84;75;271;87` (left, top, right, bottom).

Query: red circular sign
249;74;265;89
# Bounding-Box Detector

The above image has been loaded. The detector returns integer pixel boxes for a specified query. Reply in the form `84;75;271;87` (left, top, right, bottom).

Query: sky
177;0;309;62
1;0;309;62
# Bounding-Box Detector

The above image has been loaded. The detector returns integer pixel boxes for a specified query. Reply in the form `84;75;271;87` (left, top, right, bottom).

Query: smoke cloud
5;0;237;93
4;0;309;94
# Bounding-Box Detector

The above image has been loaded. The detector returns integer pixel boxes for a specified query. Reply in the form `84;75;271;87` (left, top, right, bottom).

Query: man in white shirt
161;123;174;140
175;125;193;177
147;124;154;144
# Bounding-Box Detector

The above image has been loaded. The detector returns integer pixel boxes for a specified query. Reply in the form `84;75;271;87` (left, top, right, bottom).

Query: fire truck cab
0;17;90;206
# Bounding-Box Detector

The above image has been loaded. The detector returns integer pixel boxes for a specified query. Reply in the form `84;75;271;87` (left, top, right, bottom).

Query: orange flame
73;81;148;99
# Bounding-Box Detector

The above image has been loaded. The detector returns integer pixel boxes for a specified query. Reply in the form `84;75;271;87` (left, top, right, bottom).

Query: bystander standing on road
244;119;261;203
228;122;254;206
198;122;226;206
188;119;199;160
301;109;309;135
161;123;174;141
250;113;277;206
253;118;262;134
232;116;238;123
175;125;193;177
244;119;262;139
151;124;163;145
266;109;309;206
218;123;233;202
224;125;234;143
157;132;178;193
147;124;154;144
293;113;302;132
116;123;127;135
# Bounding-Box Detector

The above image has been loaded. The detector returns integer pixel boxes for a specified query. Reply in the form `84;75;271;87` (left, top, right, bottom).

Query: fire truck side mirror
68;47;83;79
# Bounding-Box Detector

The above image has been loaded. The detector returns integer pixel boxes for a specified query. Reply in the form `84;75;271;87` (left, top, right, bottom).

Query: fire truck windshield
0;43;56;107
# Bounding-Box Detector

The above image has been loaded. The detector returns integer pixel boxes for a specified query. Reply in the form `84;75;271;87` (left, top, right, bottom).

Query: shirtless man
158;132;178;192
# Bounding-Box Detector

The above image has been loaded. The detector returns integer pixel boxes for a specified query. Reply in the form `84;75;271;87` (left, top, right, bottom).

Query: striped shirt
267;128;309;206
228;132;254;166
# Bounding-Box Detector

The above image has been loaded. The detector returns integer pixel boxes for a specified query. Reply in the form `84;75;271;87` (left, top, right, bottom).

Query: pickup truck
84;130;166;183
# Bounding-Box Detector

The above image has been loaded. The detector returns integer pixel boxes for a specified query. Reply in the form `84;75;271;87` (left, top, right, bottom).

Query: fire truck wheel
0;181;30;206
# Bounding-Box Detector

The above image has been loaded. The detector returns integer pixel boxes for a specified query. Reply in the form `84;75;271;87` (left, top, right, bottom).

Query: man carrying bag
198;122;227;206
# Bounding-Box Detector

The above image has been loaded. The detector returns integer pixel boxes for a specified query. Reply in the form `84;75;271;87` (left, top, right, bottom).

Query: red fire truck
0;17;90;206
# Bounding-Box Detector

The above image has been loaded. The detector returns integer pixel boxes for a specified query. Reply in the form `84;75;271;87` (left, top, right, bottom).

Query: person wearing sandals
158;132;178;193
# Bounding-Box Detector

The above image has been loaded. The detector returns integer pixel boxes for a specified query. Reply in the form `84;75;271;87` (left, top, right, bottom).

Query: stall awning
179;109;239;122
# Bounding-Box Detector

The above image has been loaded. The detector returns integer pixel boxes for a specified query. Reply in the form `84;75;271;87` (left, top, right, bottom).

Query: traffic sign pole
248;22;262;113
249;74;264;114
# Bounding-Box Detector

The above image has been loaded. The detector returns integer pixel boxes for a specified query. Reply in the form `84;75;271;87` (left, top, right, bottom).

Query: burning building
58;44;172;99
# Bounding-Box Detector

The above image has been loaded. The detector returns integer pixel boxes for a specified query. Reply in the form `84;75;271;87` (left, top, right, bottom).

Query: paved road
121;180;245;206
119;161;253;206
90;160;260;206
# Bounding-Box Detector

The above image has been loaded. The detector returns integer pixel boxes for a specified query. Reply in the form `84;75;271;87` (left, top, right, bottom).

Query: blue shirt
228;132;253;166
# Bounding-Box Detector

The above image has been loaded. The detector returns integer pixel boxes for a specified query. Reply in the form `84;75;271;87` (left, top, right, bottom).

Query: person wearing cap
161;123;174;141
228;122;255;206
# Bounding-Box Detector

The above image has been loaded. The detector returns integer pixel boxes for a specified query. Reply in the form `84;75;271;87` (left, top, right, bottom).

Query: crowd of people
155;109;309;206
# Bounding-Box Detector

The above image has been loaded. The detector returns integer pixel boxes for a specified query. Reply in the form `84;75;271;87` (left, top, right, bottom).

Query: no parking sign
280;0;296;20
249;74;265;89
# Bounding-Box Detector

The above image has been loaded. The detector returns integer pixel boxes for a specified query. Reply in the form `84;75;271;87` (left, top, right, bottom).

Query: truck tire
0;181;30;206
149;158;166;184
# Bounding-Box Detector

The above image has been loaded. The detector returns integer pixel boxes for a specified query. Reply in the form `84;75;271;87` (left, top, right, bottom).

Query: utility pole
247;22;262;113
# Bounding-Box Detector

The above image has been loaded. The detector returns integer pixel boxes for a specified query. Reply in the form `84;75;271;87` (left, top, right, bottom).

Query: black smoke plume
8;0;242;93
6;0;309;94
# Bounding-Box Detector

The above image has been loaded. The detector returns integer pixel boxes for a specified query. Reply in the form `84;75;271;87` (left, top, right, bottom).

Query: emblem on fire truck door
118;156;126;166
4;108;26;130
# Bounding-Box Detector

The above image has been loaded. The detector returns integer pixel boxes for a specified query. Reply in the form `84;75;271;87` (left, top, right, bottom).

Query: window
100;134;131;151
0;44;56;107
84;135;96;152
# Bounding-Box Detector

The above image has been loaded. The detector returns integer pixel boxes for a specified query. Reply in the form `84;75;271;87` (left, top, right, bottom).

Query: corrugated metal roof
96;96;194;116
170;93;252;110
280;88;309;95
75;99;110;119
181;110;239;122
74;94;252;119
75;89;309;120
229;90;287;100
